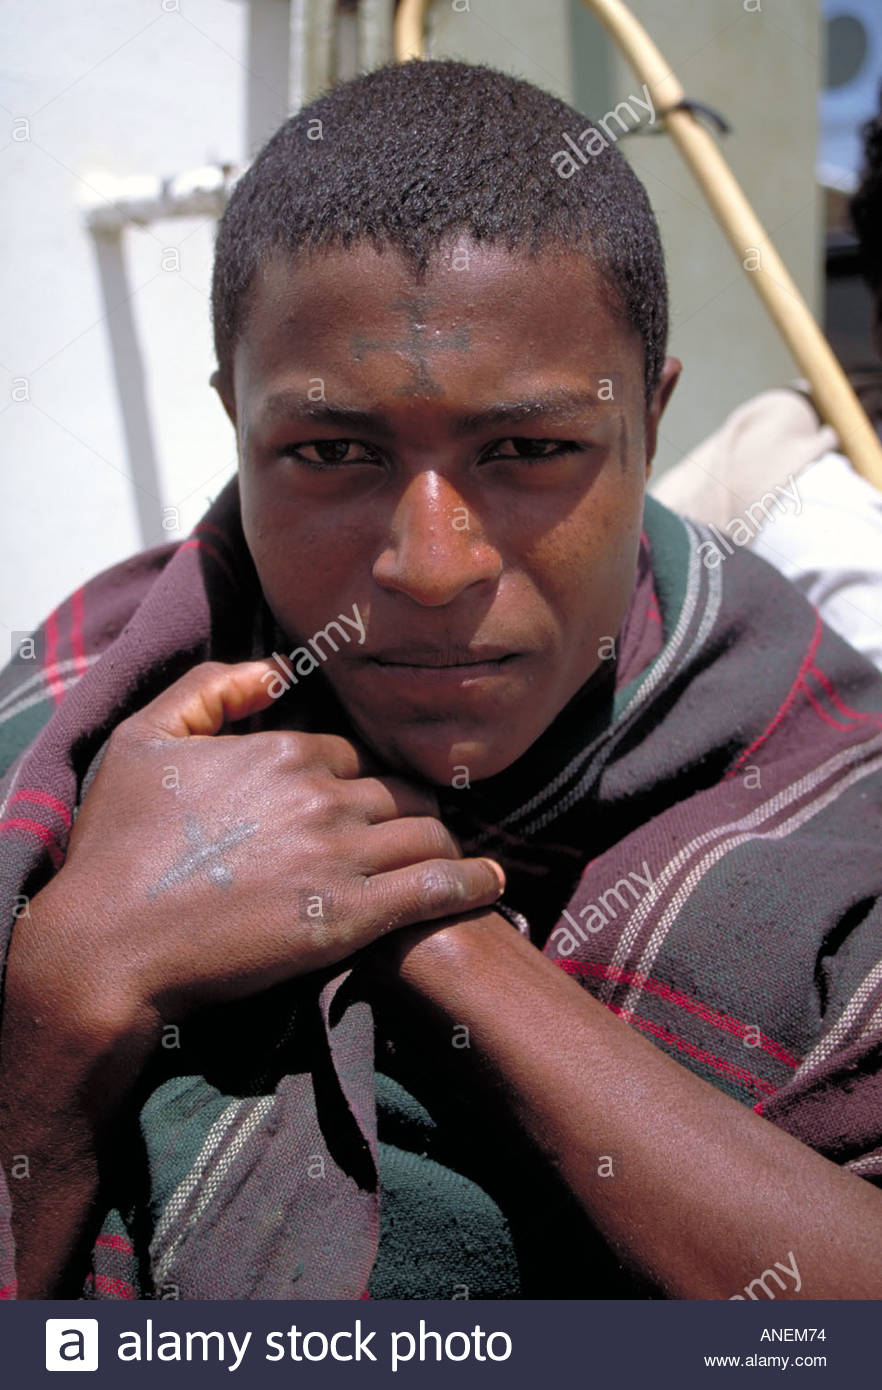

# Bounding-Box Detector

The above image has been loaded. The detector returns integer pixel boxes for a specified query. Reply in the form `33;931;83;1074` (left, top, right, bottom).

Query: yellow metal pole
393;0;427;62
581;0;882;490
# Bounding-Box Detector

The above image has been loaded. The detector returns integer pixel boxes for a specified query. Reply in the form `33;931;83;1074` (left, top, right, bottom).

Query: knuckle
358;877;398;935
418;861;466;910
295;773;336;819
326;733;360;765
272;730;312;768
420;817;459;859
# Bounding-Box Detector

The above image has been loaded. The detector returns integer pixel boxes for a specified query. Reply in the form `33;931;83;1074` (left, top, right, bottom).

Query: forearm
0;1050;102;1298
0;976;107;1296
385;912;882;1299
0;892;156;1298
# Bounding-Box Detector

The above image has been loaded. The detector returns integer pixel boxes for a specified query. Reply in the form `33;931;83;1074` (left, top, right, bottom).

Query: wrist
7;875;159;1072
381;908;520;995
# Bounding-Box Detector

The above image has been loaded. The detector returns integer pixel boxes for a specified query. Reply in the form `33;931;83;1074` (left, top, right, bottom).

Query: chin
366;726;528;787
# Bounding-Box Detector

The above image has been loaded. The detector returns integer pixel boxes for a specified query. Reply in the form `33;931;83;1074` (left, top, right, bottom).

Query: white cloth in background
652;387;838;532
653;386;882;671
751;449;882;669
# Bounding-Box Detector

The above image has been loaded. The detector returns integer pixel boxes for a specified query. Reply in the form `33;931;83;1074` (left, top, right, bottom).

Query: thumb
135;658;290;738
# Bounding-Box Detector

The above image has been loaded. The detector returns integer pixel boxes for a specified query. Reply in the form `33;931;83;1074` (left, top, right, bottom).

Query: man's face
218;240;678;786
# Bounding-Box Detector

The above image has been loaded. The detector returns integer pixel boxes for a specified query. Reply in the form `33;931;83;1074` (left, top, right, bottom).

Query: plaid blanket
1;478;881;1299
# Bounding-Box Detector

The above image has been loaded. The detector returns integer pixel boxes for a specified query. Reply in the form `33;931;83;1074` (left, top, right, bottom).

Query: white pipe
82;163;240;233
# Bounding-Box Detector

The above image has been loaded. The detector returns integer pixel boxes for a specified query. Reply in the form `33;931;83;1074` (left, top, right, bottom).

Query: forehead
233;240;642;409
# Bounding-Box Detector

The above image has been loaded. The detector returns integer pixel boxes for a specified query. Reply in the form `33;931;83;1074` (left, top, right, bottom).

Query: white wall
1;0;247;639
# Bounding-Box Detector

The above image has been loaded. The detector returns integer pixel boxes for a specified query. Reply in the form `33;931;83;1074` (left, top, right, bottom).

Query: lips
357;648;522;701
364;645;517;669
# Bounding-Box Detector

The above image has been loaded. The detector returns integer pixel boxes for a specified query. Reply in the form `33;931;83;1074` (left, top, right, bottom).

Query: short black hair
851;85;882;295
211;59;668;400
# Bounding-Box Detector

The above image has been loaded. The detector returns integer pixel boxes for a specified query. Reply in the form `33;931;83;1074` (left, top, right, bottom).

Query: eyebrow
252;387;606;440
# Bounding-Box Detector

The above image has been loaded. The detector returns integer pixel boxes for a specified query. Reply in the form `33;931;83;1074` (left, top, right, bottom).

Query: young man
1;59;881;1301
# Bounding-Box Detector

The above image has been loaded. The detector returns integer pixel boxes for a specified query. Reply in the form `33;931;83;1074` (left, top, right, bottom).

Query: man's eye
486;438;581;463
277;440;381;468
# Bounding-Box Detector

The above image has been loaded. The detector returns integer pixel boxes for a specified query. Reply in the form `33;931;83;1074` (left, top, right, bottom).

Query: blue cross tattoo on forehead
351;294;470;398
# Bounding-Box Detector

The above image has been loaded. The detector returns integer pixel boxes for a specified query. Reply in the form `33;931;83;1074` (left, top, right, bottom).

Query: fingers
243;729;376;780
134;659;289;738
363;856;505;933
128;661;397;786
360;816;461;872
293;735;380;781
348;776;440;823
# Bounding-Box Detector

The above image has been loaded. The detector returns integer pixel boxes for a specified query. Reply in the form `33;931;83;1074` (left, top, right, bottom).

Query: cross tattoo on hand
148;814;258;899
351;294;470;397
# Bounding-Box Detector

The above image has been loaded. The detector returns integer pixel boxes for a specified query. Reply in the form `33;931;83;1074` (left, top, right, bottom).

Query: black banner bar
3;1298;870;1388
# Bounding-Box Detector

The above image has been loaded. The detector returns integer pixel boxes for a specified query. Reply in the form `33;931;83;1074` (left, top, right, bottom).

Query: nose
371;471;502;606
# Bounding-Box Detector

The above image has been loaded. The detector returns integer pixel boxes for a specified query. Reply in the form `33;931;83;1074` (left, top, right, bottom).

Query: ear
210;368;237;429
644;356;681;476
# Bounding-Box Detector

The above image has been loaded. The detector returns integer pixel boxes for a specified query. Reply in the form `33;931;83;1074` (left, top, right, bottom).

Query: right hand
18;658;505;1055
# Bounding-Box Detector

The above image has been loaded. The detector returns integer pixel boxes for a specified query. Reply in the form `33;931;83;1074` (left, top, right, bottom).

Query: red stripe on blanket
800;679;856;732
558;959;800;1067
0;1280;17;1299
179;538;236;588
194;522;233;550
10;788;72;829
808;663;882;729
726;610;822;778
44;608;66;706
96;1232;134;1254
0;816;63;867
93;1273;136;1299
607;1005;778;1098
